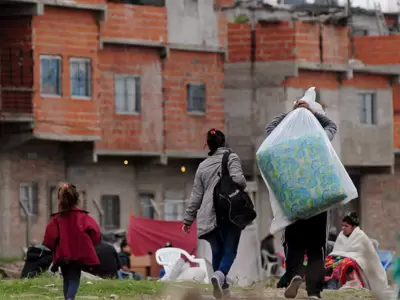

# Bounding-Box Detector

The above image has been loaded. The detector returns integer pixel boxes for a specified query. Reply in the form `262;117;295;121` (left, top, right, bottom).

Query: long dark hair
342;212;360;227
58;183;79;216
206;128;226;156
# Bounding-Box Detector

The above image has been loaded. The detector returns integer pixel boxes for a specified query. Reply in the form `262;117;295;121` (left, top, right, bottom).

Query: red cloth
128;216;198;256
43;208;101;266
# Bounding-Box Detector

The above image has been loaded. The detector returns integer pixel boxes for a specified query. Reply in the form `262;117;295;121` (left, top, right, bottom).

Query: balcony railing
0;47;33;114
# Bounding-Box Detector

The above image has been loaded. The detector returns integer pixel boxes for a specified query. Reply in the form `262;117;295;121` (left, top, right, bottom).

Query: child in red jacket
43;183;101;300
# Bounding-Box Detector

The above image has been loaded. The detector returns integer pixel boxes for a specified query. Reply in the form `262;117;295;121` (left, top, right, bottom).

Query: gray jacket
265;112;337;141
183;148;247;237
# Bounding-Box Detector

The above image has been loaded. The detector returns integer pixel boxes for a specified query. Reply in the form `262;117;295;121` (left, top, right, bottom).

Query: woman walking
43;183;101;300
182;129;247;299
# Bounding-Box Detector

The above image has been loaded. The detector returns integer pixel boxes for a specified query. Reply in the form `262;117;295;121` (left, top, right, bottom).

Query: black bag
213;150;257;229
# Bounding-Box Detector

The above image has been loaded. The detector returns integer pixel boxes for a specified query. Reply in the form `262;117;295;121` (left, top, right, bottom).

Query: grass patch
0;275;377;300
0;257;23;264
0;275;165;300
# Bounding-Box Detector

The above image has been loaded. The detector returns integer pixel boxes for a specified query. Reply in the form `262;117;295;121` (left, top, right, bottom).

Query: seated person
325;212;392;298
90;237;121;279
118;240;143;280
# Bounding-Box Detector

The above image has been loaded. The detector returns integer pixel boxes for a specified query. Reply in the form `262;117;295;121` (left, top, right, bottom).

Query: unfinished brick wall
32;7;100;138
282;70;340;89
163;50;224;151
354;35;400;65
0;16;33;113
227;23;251;63
227;21;350;64
256;22;296;61
294;22;319;63
322;25;349;65
101;3;167;42
361;171;400;250
341;73;390;89
96;45;163;152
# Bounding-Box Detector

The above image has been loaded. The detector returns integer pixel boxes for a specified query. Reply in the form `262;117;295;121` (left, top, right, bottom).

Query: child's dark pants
60;264;82;300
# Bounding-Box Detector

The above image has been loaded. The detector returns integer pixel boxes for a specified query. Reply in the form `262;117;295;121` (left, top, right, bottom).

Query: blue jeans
203;226;241;279
60;264;81;300
117;270;143;280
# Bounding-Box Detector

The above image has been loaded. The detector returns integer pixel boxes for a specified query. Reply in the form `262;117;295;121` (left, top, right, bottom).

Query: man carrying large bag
265;88;337;300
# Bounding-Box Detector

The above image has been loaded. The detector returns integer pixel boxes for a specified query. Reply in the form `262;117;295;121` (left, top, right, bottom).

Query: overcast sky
312;0;399;12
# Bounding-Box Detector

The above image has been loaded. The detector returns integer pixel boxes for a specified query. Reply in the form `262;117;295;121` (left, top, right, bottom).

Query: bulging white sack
256;105;358;234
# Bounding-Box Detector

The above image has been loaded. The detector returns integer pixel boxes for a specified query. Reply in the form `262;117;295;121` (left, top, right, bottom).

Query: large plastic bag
256;88;358;234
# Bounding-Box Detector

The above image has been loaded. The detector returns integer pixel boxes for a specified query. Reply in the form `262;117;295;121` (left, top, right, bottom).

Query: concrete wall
0;140;201;257
0;141;65;257
340;87;393;166
166;0;219;47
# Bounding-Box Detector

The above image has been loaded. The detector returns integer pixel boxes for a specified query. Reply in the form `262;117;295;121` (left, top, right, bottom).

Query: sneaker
284;275;302;298
222;287;231;298
308;296;321;300
211;271;225;299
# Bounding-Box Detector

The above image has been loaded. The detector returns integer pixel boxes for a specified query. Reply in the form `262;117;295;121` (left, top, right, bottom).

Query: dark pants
202;226;241;283
60;264;81;300
284;212;327;296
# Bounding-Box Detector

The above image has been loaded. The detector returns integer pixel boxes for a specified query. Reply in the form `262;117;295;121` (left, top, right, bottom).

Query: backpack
213;150;257;229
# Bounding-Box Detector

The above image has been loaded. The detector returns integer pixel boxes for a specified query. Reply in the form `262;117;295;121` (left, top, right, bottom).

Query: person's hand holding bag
293;100;315;114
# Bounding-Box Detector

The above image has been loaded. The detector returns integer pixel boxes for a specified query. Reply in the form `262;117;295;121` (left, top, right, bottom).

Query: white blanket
330;227;393;299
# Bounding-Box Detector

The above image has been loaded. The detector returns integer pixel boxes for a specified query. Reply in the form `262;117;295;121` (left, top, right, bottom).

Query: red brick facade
32;7;101;138
101;3;167;42
227;22;349;64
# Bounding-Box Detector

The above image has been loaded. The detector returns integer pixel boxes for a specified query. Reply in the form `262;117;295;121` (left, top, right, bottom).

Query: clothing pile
256;87;357;232
325;255;364;289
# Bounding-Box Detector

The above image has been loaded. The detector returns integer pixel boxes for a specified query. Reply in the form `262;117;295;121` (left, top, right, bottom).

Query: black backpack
213;150;257;229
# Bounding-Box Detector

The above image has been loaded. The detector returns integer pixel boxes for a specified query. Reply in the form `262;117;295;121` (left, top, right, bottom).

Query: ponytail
206;129;226;155
58;183;79;216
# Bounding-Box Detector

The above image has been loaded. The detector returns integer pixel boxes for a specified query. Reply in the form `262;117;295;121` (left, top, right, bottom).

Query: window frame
70;57;92;100
101;195;121;230
139;193;156;219
40;55;62;97
186;82;206;115
114;74;141;115
19;182;38;219
163;199;185;221
359;92;377;125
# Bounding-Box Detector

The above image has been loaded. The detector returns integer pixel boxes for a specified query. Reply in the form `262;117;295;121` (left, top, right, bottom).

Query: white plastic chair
155;247;209;284
261;249;282;279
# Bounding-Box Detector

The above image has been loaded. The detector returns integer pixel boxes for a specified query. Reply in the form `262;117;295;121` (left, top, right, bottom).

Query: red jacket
43;208;101;266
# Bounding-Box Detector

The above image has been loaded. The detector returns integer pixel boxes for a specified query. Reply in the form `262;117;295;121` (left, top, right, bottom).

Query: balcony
0;47;34;118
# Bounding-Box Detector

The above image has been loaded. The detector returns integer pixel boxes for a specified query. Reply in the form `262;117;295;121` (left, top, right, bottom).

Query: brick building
222;2;400;250
0;0;227;257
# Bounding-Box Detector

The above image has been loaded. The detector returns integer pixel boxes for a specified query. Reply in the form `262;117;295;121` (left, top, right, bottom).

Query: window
101;195;120;230
187;83;206;113
139;193;155;219
164;199;185;221
359;93;377;125
70;58;91;98
40;56;61;96
19;182;38;217
115;75;141;114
